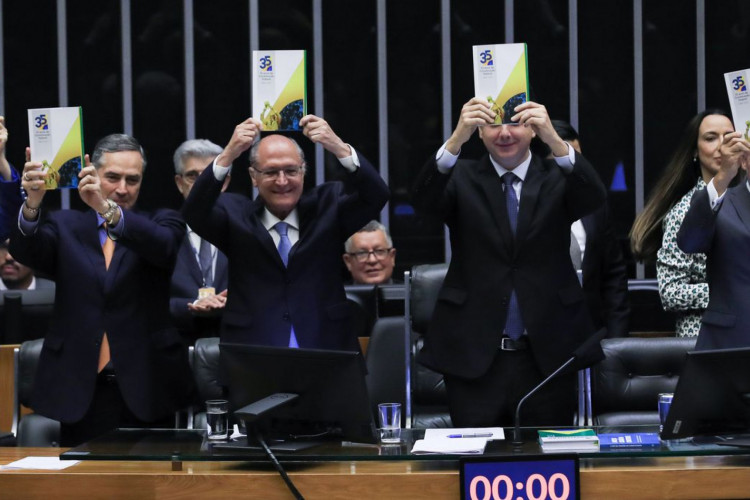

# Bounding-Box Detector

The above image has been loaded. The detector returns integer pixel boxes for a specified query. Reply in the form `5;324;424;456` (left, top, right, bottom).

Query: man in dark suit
677;130;750;350
547;120;630;338
10;134;193;446
413;98;607;427
0;238;54;290
170;139;229;344
182;115;389;350
0;116;22;241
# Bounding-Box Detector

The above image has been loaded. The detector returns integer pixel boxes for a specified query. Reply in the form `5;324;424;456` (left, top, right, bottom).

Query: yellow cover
252;50;307;132
27;107;84;190
473;43;529;125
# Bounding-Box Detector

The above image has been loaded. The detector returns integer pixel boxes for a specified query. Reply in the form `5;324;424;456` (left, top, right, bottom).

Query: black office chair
13;338;60;447
405;264;453;429
590;336;696;426
365;316;407;425
189;337;222;430
627;279;676;336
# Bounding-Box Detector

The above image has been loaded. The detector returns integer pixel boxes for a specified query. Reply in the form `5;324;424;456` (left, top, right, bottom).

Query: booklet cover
27;106;84;190
598;433;660;449
473;43;529;125
538;428;599;452
724;68;750;139
252;50;307;132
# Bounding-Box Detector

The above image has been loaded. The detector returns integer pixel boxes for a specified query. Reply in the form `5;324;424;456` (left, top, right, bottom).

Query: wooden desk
2;448;750;499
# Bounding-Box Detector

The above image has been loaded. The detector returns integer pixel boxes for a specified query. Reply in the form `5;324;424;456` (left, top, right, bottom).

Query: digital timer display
460;454;580;500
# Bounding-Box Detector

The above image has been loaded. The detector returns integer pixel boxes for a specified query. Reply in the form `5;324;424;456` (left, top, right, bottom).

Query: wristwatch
99;199;119;226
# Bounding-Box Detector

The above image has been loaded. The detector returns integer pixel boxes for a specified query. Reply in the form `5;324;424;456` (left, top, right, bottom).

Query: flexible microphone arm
512;357;576;448
511;328;607;449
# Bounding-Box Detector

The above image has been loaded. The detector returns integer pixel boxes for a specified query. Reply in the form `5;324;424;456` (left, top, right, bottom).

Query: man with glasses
413;98;606;428
343;220;397;284
182;115;389;350
171;139;230;343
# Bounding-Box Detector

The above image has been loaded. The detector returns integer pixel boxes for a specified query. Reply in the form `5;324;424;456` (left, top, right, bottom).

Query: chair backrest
192;337;222;402
627;279;676;335
591;336;697;426
365;316;407;423
13;338;60;446
406;263;452;428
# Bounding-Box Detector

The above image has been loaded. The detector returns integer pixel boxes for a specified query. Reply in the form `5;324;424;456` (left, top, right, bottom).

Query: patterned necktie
275;222;298;348
501;173;524;340
198;238;213;287
99;224;115;372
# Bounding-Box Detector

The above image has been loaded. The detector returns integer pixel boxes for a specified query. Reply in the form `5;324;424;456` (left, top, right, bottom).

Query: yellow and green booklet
27;106;84;190
252;50;307;132
473;43;529;125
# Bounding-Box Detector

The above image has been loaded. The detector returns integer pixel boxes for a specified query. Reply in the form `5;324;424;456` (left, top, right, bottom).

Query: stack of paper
410;427;504;455
538;428;600;452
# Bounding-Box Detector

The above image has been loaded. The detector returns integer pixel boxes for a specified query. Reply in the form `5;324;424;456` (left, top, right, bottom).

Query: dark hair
91;134;147;171
630;109;733;262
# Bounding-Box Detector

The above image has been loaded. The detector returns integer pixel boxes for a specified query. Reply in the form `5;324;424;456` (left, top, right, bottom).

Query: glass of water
206;399;229;440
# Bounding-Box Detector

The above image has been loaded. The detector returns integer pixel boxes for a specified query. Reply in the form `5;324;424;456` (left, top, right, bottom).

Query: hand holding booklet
411;427;504;455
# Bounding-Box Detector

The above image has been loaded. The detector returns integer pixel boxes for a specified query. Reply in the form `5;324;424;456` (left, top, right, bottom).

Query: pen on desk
448;433;493;438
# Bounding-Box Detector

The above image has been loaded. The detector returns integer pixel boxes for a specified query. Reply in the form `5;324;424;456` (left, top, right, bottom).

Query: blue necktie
198;238;213;287
275;222;298;348
502;173;524;340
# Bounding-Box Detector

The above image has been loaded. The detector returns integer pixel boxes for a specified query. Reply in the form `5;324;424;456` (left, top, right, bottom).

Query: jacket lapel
248;199;286;266
728;184;750;234
515;155;545;252
475;156;513;256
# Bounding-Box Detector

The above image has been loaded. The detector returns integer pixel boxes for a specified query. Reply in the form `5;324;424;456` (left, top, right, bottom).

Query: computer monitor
0;288;55;343
219;343;379;445
661;346;750;440
345;284;377;338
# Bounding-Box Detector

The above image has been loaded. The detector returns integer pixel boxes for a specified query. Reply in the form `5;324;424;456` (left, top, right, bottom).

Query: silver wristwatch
99;199;119;225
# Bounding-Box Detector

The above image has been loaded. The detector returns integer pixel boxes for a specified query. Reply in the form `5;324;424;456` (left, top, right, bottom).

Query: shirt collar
488;151;532;181
260;207;300;232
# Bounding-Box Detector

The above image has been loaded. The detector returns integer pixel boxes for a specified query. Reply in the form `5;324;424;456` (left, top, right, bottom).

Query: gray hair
344;220;393;253
91;134;147;170
249;135;306;170
173;139;224;174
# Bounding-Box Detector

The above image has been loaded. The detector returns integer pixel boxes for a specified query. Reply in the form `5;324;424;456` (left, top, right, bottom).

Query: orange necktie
98;232;115;372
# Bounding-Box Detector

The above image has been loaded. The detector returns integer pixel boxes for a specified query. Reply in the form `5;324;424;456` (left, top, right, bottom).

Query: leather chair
405;264;452;428
591;336;696;426
627;279;676;336
13;338;61;447
365;316;407;424
189;337;222;430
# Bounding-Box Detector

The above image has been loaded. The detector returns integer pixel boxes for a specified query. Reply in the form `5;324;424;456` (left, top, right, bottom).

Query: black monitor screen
220;343;378;444
661;347;750;440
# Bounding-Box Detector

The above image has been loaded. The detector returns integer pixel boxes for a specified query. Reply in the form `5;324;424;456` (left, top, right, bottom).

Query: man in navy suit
677;130;750;350
413;98;606;427
0;117;22;241
182;115;389;351
170;139;229;344
10;134;193;446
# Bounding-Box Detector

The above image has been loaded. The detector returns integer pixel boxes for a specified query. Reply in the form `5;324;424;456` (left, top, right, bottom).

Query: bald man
182;115;389;350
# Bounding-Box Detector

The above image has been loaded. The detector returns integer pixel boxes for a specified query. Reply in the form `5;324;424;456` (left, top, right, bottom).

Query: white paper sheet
1;456;80;470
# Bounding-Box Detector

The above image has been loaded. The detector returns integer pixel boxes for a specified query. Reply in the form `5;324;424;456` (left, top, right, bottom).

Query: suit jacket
580;206;630;338
0;166;22;241
677;185;750;350
170;236;229;342
182;154;389;351
9;207;193;424
413;152;607;379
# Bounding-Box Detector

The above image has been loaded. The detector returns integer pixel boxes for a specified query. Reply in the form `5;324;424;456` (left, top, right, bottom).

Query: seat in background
591;336;696;426
13;338;60;447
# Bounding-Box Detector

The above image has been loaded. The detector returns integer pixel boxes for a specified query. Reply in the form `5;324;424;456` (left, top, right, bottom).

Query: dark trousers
60;371;171;448
444;348;577;428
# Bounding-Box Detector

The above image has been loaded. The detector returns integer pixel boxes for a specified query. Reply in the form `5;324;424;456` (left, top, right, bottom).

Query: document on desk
411;427;504;455
1;456;80;470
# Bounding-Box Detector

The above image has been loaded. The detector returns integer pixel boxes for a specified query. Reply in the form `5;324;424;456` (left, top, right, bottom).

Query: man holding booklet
413;97;606;427
9;133;193;446
182;115;389;351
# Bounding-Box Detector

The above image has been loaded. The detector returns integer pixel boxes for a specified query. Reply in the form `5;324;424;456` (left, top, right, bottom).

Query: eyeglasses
251;166;305;181
179;171;201;183
347;248;393;262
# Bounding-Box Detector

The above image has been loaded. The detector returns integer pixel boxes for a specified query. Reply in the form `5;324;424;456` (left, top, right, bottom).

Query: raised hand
299;115;350;158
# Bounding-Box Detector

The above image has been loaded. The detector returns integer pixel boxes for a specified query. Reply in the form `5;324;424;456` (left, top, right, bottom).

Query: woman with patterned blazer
630;109;740;337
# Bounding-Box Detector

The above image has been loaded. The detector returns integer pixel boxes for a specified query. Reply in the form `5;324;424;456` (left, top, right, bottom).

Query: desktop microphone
511;328;607;448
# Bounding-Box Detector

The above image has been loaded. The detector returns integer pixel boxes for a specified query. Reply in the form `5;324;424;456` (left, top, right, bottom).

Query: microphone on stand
511;328;607;448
